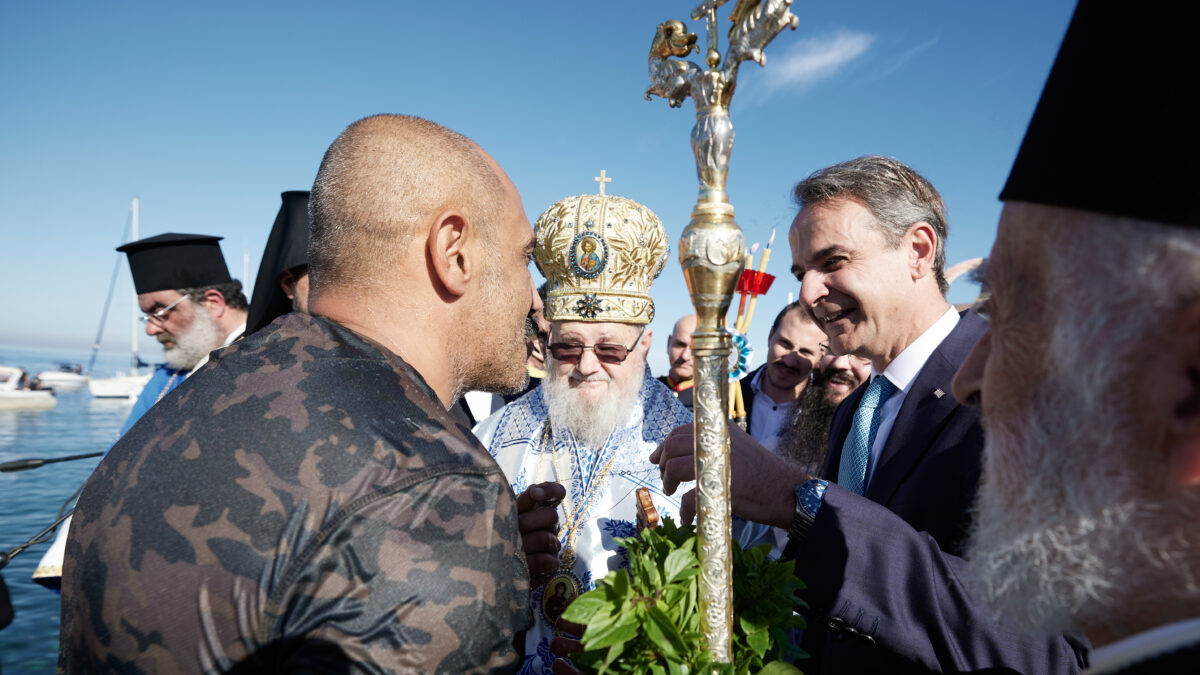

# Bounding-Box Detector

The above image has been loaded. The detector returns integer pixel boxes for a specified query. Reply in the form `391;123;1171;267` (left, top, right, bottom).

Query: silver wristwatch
789;478;828;543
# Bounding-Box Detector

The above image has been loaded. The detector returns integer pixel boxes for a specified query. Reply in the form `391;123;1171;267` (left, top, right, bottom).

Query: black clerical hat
116;233;233;294
1000;1;1199;228
245;191;310;336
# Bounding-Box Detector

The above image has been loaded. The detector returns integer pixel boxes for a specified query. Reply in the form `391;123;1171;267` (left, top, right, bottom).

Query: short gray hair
793;155;949;294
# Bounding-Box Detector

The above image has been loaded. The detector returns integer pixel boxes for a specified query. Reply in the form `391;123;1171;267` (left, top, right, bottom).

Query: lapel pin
933;388;945;399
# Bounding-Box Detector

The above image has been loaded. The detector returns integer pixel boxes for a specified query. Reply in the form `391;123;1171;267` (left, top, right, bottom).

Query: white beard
543;366;642;450
163;307;224;370
966;302;1200;638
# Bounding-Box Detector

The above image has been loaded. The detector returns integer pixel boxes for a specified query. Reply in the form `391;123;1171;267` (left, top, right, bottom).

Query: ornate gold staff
645;0;798;662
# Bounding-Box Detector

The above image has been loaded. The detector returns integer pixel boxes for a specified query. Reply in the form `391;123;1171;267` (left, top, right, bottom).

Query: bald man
658;313;697;409
60;115;558;673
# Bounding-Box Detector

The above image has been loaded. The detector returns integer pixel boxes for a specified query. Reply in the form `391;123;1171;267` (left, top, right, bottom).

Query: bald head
307;114;506;296
667;313;697;382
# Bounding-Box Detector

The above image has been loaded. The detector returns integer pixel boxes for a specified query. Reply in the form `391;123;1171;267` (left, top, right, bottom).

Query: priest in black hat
245;191;311;337
952;0;1200;670
116;232;248;435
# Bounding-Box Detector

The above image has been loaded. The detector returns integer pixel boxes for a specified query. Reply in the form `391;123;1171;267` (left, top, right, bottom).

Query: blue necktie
837;376;898;495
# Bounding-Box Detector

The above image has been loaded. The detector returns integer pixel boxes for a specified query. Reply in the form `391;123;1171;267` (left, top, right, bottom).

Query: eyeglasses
138;295;191;325
548;328;645;365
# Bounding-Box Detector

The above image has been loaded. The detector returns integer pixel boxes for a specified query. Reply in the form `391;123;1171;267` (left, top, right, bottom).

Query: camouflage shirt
60;313;529;673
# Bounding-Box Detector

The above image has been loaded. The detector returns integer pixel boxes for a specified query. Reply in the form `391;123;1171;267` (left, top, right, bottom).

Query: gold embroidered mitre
534;177;669;325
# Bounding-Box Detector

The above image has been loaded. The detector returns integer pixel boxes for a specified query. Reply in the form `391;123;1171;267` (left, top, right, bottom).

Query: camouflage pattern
60;313;529;673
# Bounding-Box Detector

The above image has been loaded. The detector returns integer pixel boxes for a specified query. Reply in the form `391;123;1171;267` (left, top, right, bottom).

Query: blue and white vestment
475;368;692;675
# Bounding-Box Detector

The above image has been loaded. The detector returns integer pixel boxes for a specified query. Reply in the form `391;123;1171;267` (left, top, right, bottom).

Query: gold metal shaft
646;0;799;662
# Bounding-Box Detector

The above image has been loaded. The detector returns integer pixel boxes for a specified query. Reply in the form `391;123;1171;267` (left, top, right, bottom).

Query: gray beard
543;368;642;450
163;308;224;370
965;309;1200;638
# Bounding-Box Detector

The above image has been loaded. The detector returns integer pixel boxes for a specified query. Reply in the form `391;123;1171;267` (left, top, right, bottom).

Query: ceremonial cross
594;170;611;195
705;7;718;66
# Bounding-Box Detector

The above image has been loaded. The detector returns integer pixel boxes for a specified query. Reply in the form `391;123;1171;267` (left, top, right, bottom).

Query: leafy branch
563;517;808;674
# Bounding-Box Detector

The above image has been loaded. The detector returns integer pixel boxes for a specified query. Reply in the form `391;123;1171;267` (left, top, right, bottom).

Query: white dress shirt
747;366;799;455
864;306;959;488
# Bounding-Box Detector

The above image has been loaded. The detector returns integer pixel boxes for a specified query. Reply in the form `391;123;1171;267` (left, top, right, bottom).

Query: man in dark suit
655;155;1084;672
784;156;999;669
789;156;985;559
739;302;826;455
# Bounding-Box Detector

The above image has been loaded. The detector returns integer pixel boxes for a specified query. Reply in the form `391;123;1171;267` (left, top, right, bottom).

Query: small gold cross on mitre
594;169;612;196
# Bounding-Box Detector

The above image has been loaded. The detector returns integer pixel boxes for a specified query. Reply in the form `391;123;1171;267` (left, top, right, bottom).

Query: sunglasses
547;328;645;365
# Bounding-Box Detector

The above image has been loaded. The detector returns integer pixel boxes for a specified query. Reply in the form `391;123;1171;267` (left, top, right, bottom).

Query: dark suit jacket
737;365;764;432
786;310;1088;673
822;310;986;556
656;375;694;410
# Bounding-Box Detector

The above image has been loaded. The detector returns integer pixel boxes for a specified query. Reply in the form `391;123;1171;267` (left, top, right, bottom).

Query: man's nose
145;321;163;337
575;348;603;376
952;328;990;406
799;273;827;312
529;277;543;315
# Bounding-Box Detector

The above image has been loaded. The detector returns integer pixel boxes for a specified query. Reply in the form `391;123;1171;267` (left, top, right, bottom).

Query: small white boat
35;363;90;391
88;373;151;400
0;366;57;411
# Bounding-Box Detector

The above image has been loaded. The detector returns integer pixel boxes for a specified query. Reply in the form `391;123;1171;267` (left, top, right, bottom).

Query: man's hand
516;482;566;587
649;423;809;529
549;615;585;674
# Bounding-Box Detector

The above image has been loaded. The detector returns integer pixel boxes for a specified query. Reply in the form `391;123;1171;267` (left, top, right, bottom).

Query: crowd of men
52;2;1198;673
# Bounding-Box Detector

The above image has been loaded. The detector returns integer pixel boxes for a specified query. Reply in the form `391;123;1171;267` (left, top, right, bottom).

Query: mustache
773;362;804;377
569;372;612;384
816;368;861;388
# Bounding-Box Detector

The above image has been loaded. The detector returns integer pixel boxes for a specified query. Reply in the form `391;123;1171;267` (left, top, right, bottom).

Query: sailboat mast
130;197;140;376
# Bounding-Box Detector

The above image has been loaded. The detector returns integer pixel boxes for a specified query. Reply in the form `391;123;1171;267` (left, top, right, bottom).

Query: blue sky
0;1;1076;375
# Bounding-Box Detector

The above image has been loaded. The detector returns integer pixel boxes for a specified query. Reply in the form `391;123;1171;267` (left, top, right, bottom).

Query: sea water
0;346;139;673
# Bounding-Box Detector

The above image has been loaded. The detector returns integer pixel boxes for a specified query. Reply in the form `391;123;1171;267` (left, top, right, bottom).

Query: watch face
796;479;827;518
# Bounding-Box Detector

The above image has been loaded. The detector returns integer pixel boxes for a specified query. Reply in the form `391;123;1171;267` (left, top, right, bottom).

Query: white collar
187;323;248;378
873;306;958;392
1087;617;1200;673
750;366;767;396
224;323;246;346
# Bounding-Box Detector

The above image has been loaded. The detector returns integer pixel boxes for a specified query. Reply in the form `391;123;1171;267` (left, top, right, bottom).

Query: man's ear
906;221;938;281
641;328;653;353
200;288;228;319
426;209;472;298
1168;299;1200;486
278;269;298;300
